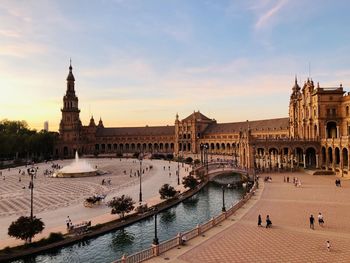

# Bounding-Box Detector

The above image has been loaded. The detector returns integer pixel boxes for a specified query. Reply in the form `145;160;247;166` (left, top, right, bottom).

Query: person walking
310;215;315;230
318;212;324;227
258;214;262;227
266;215;272;228
326;240;331;252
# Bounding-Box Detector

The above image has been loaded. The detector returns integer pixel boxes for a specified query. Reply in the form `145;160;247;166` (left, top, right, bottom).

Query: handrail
112;177;257;263
158;237;178;254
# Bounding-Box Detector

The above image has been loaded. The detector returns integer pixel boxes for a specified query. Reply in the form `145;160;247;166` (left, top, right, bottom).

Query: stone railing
113;182;257;263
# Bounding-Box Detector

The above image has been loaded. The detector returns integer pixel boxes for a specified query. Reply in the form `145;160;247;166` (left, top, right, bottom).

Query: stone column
291;154;294;169
316;154;319;169
337;126;340;138
303;154;306;168
278;154;281;169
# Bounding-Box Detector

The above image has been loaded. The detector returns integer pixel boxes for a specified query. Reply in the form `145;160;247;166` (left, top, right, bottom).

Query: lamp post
27;166;36;242
200;144;203;165
222;185;226;212
139;155;143;203
177;155;180;185
204;145;209;173
153;209;159;245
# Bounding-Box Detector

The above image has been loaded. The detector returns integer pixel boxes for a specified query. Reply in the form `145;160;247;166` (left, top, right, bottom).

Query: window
346;106;349;116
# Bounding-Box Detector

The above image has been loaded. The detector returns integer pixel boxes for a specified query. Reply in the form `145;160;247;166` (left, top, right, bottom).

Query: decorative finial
340;83;343;88
69;58;72;70
295;75;297;84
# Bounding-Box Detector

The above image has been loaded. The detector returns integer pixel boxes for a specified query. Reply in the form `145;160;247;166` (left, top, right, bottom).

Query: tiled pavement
149;172;350;262
0;158;188;248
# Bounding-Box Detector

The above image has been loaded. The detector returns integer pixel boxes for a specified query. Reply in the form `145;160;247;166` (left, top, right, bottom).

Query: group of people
258;214;272;228
309;212;324;230
264;176;272;182
283;176;302;187
101;179;112;185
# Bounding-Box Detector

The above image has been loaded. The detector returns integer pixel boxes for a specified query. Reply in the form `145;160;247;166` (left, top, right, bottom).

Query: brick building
56;64;349;176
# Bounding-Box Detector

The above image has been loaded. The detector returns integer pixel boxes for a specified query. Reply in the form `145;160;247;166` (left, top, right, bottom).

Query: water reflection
160;209;176;224
110;229;135;252
182;196;199;208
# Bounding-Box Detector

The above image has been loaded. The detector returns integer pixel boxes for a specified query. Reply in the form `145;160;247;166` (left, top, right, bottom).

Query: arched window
346;106;349;117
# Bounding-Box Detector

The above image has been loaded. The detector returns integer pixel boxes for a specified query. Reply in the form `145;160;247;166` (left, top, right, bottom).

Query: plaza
147;172;350;263
0;158;188;249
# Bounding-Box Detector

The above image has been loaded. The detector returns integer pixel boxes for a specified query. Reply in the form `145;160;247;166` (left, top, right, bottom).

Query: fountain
54;152;97;178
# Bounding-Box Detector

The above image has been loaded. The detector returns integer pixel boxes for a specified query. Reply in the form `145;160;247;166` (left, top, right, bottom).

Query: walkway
148;172;350;263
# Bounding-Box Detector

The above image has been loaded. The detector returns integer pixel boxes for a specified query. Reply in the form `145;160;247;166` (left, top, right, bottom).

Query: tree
8;216;45;243
185;157;193;164
193;159;200;165
159;184;177;199
108;195;135;218
182;175;199;189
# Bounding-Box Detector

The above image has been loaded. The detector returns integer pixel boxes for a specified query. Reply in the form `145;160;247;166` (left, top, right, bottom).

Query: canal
15;173;245;263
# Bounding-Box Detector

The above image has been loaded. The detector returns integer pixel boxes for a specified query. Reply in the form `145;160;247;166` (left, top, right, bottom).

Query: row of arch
321;146;349;169
94;142;175;153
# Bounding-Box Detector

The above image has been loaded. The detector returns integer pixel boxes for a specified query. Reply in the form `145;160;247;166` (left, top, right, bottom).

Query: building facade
56;64;350;176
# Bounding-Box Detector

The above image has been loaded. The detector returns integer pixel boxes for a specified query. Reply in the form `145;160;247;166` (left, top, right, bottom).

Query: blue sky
1;0;350;131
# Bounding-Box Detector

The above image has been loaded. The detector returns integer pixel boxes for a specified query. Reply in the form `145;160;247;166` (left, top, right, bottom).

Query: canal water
15;173;244;263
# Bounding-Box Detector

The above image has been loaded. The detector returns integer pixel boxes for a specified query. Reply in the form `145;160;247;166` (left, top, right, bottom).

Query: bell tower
59;60;82;156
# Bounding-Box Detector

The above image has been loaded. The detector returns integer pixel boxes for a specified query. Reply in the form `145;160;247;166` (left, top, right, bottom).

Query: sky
1;0;350;131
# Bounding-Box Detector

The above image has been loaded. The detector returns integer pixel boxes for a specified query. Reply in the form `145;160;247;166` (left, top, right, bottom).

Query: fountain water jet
54;152;97;178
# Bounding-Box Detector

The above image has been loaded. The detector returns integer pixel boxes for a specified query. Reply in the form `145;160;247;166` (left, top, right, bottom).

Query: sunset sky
1;0;350;131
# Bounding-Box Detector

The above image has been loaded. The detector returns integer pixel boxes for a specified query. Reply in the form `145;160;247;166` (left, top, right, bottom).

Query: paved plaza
148;172;350;263
0;158;188;248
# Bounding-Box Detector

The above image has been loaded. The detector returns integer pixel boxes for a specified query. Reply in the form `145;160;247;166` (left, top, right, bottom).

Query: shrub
185;157;193;164
182;175;199;189
159;184;177;199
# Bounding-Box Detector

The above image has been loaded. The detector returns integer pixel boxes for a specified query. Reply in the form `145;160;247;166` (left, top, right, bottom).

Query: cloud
254;0;288;30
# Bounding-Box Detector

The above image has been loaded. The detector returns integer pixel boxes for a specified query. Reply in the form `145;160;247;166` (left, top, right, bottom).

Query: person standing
318;212;324;227
326;240;331;252
66;216;71;229
310;215;315;230
258;214;262;227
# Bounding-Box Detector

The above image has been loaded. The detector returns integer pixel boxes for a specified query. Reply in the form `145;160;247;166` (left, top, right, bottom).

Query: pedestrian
287;176;289;183
326;240;331;252
258;214;262;227
266;215;272;228
318;212;324;226
66;216;71;229
310;215;315;230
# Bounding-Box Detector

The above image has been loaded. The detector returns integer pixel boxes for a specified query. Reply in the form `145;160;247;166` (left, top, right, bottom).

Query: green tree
185;157;193;164
108;195;135;218
159;184;177;199
0;119;58;161
182;175;199;189
8;216;45;243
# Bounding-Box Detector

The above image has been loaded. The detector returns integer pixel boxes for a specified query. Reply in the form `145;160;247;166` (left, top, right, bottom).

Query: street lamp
153;208;159;245
139;155;143;203
177;155;180;185
27;166;36;242
222;185;226;212
200;144;203;165
204;144;209;173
